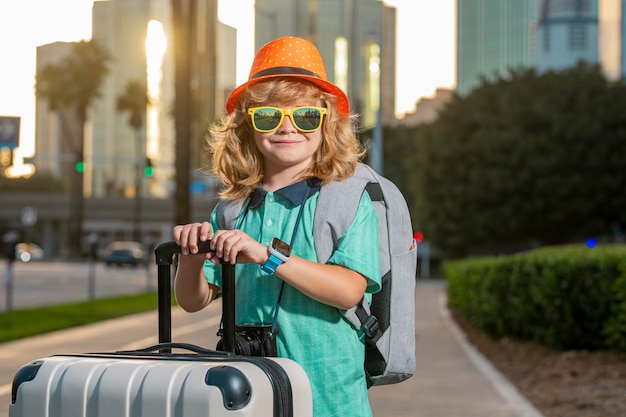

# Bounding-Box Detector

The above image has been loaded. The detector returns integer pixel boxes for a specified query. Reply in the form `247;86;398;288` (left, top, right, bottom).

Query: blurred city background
1;0;625;262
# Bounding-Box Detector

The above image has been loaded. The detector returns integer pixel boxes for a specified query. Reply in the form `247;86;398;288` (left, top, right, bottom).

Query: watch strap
261;253;283;274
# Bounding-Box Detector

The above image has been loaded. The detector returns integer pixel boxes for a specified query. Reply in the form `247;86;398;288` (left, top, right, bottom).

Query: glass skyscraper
455;0;626;96
456;0;542;96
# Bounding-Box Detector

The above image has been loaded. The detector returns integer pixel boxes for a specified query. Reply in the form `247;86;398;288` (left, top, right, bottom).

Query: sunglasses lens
250;107;324;132
253;108;282;131
292;107;322;131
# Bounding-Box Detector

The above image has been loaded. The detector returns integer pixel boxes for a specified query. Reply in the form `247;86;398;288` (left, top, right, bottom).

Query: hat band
251;66;322;80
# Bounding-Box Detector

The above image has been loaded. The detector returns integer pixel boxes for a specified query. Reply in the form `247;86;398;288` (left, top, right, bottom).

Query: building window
543;28;550;52
569;23;587;50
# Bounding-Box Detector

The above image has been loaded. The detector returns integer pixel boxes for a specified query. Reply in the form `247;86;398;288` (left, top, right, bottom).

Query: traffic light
144;158;154;177
75;161;85;173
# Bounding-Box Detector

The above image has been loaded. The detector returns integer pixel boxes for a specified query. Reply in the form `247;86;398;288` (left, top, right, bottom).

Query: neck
262;167;306;192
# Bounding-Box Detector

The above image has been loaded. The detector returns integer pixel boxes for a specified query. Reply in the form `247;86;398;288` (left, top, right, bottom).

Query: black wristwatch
261;238;291;274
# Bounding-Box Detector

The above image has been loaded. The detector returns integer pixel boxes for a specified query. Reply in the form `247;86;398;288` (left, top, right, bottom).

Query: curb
438;294;547;417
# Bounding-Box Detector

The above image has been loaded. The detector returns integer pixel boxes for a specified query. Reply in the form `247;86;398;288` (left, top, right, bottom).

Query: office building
254;0;397;128
397;88;454;127
598;0;626;81
35;0;236;198
535;0;599;73
455;0;626;97
89;0;236;198
456;0;542;96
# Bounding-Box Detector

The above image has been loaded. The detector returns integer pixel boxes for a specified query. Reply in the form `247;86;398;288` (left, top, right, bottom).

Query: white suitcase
9;241;313;417
10;348;312;417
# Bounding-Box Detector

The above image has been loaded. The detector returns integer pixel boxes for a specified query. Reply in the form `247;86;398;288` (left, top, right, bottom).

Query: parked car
104;241;146;267
15;242;44;262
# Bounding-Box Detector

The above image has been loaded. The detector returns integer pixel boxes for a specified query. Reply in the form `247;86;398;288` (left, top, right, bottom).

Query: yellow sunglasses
248;106;328;133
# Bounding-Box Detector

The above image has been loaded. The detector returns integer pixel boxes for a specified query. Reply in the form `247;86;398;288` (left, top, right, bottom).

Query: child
173;36;381;417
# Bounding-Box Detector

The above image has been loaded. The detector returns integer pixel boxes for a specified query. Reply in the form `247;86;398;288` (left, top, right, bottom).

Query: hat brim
226;74;350;117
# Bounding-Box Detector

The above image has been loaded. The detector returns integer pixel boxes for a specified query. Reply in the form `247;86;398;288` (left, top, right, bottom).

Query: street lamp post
2;230;18;312
133;132;145;243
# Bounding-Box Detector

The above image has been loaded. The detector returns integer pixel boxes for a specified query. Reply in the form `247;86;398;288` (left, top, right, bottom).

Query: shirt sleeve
327;191;382;294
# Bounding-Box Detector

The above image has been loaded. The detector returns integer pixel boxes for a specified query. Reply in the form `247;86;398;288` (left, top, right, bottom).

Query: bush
604;272;626;351
445;244;626;351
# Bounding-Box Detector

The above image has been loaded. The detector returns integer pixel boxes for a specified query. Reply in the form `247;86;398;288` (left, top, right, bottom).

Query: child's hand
173;222;213;256
209;229;268;265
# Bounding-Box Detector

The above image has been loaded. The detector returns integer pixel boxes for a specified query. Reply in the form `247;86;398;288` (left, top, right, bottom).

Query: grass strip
0;292;175;343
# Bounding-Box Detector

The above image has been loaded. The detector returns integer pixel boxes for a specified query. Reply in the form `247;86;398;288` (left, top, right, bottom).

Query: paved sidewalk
369;279;546;417
2;279;546;417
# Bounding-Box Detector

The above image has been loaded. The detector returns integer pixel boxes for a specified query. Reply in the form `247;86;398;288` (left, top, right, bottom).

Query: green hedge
444;244;626;351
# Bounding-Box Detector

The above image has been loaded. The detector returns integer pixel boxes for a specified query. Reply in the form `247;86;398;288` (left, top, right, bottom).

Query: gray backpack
217;163;417;387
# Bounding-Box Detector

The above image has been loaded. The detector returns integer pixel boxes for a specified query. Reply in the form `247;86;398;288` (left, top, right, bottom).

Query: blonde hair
206;79;365;201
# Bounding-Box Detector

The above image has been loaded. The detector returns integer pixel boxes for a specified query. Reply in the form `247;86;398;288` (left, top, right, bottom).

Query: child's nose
277;113;298;133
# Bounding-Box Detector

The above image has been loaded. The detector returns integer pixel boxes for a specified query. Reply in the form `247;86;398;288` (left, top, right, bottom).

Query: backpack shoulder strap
313;163;373;264
314;163;384;336
215;198;246;230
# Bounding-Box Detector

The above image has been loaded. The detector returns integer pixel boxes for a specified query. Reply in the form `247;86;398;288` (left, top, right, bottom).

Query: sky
0;0;455;175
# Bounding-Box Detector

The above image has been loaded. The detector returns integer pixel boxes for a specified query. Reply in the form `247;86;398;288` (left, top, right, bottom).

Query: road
1;260;156;311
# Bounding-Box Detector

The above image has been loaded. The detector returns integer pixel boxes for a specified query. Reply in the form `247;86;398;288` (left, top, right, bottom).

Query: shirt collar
248;178;321;209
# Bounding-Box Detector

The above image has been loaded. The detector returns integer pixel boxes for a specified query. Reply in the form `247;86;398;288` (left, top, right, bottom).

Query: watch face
272;238;291;257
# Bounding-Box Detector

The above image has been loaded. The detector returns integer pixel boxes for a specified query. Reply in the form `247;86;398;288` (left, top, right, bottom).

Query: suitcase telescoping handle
154;240;236;353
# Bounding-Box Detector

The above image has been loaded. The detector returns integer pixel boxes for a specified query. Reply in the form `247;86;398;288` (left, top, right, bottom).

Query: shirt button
266;219;273;226
268;196;274;203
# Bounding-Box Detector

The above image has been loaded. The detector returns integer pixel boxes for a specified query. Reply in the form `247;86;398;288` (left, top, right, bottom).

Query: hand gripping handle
153;240;236;353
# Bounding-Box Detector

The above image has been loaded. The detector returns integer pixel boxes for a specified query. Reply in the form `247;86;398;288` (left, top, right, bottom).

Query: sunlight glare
145;20;167;160
146;20;167;100
334;37;349;93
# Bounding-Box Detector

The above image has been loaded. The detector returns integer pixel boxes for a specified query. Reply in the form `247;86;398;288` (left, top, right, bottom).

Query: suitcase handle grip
154;240;214;265
153;240;237;354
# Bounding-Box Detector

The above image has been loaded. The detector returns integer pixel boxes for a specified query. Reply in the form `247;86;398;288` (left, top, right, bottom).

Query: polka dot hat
226;36;350;117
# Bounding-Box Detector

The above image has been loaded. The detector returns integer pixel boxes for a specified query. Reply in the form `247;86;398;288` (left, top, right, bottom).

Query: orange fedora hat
226;36;350;117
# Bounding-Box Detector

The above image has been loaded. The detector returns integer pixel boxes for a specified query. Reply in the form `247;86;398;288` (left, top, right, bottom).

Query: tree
381;124;422;204
117;80;148;131
171;0;196;227
36;39;110;255
116;80;149;242
411;63;626;257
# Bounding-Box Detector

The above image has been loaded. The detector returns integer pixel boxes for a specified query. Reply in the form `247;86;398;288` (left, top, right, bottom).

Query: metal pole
372;28;384;174
3;231;18;312
5;261;13;312
372;105;383;174
419;242;431;279
133;132;143;242
145;258;152;291
87;233;98;301
87;259;96;301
